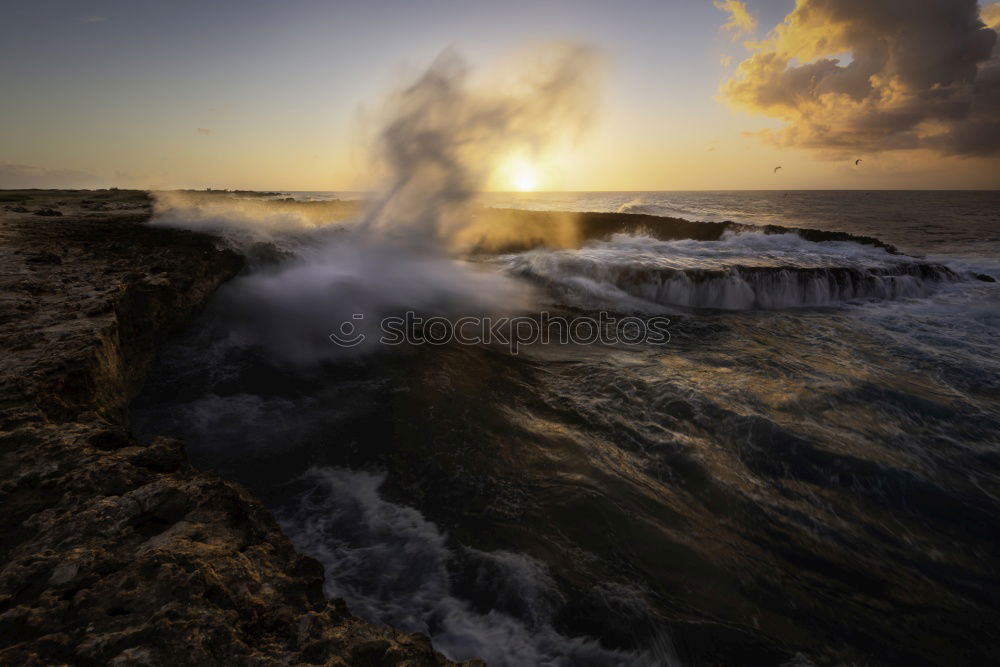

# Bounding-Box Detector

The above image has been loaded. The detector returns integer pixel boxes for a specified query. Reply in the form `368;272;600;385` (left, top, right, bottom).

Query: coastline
0;190;465;665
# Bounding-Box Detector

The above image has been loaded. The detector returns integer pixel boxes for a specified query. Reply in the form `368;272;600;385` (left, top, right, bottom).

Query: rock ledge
0;191;465;666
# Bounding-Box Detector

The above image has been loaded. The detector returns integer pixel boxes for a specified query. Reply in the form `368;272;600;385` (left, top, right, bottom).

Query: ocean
133;190;1000;666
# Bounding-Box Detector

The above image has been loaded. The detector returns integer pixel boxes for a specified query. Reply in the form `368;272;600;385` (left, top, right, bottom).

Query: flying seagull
855;158;863;166
773;166;782;173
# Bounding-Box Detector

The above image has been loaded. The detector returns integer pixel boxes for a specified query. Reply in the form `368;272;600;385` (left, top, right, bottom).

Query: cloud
714;0;757;39
720;0;1000;158
0;163;105;189
80;16;107;23
197;127;213;135
985;3;1000;28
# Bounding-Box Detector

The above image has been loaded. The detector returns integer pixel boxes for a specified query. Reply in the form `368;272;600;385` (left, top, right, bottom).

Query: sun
512;161;538;192
494;152;546;192
496;154;540;192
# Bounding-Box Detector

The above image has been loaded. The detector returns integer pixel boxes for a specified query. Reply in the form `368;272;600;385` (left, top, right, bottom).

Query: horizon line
3;187;998;193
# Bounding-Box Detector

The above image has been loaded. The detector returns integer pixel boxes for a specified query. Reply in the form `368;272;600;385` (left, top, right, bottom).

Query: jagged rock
0;191;469;666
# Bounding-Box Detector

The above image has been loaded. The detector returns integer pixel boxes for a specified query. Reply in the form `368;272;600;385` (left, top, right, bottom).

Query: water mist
152;42;603;364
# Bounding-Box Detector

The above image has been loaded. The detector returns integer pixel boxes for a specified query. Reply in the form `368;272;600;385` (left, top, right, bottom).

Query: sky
1;0;998;191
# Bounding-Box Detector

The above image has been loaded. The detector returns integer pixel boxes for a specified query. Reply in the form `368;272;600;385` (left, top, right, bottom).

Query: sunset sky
2;0;998;191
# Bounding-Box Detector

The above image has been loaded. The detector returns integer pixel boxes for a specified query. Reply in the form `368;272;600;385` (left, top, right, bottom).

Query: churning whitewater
131;40;1000;667
499;231;959;310
133;188;1000;667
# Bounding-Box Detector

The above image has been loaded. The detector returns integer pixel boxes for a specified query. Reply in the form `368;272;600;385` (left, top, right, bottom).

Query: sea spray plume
361;43;602;249
147;46;606;364
151;190;360;255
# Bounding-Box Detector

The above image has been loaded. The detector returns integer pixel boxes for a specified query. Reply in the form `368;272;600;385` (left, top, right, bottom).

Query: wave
500;232;961;310
473;208;900;254
276;467;675;667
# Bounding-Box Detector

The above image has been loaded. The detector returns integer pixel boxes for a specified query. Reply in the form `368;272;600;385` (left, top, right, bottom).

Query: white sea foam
500;232;957;311
277;467;676;667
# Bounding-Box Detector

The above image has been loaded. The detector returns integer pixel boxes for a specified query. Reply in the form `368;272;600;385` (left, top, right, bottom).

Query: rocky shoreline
0;190;463;666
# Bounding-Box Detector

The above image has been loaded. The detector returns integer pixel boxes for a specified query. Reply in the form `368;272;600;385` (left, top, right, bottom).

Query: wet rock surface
0;190;465;666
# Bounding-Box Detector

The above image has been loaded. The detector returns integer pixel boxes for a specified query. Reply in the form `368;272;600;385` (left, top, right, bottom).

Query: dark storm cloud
721;0;1000;157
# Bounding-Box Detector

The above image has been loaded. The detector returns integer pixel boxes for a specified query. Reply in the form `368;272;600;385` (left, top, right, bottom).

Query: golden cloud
721;0;1000;157
714;0;757;39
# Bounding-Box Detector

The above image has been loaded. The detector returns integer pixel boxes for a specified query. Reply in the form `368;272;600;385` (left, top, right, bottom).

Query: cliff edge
0;190;464;666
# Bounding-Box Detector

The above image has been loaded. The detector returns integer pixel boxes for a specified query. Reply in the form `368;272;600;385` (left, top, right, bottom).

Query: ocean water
133;191;1000;666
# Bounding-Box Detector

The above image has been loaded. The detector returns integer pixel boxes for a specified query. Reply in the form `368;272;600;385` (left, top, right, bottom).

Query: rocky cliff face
0;191;465;666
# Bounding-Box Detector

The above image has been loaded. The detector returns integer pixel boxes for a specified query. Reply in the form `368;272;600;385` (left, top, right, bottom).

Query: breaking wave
500;231;960;310
276;467;675;667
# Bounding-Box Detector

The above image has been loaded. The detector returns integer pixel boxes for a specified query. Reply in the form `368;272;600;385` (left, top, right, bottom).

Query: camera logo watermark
330;313;366;348
330;311;670;354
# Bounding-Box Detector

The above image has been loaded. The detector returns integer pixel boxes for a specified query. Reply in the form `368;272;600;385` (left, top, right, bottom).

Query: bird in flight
773;166;782;173
855;158;863;166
